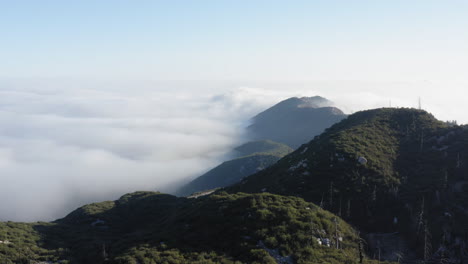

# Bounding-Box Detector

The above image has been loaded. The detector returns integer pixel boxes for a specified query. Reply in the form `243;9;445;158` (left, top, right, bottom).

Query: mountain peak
296;96;333;108
248;96;346;148
253;96;334;120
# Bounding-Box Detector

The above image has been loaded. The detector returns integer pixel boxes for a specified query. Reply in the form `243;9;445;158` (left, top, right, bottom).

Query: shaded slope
233;140;293;157
176;96;345;197
1;192;392;264
247;96;347;148
229;108;468;262
176;140;293;196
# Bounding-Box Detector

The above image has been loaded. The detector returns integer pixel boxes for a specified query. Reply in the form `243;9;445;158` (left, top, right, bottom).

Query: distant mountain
247;96;347;148
176;140;293;196
0;191;387;264
228;108;468;262
176;96;345;196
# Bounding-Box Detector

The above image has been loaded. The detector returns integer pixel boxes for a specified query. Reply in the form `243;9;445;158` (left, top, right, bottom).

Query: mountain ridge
176;96;346;196
0;191;391;264
176;140;293;196
2;106;466;263
228;107;468;262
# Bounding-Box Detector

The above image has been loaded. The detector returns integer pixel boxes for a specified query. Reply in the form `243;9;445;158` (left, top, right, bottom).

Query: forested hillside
229;108;468;262
0;192;392;264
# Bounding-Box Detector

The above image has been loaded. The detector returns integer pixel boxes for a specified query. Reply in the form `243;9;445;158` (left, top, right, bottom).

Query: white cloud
0;80;263;221
0;79;466;221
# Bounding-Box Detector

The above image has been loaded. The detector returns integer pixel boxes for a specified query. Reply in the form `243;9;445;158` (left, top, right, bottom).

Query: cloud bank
0;79;466;221
0;80;273;221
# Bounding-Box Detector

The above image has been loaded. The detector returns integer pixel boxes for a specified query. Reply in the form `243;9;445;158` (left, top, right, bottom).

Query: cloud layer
1;79;466;221
0;80;274;221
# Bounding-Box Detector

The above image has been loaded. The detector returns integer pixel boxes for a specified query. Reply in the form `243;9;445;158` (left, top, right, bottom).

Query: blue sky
1;0;467;81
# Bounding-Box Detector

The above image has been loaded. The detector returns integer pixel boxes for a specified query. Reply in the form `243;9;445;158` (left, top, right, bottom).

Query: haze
1;1;467;221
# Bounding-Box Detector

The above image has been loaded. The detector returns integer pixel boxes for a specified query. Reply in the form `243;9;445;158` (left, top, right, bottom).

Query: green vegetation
0;222;65;264
234;140;294;158
3;107;467;263
176;140;293;196
229;108;468;262
1;192;392;263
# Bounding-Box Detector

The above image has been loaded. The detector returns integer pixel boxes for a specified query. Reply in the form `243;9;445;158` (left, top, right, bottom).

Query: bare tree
371;185;377;202
338;196;342;217
420;131;424;152
417;196;425;236
423;221;432;262
357;233;364;264
346;199;351;218
443;169;448;190
394;252;404;263
334;217;339;249
319;192;324;208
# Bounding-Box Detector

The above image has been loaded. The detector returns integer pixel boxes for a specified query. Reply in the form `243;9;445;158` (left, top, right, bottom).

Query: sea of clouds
0;80;300;221
0;79;466;221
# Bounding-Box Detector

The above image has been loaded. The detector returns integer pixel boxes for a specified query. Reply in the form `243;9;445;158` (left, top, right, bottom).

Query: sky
1;1;468;221
1;0;468;81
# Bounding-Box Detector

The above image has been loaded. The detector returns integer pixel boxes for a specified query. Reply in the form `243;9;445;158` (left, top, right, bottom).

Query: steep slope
176;140;293;196
247;96;347;148
0;192;391;264
176;96;345;196
229;108;468;262
233;140;293;157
